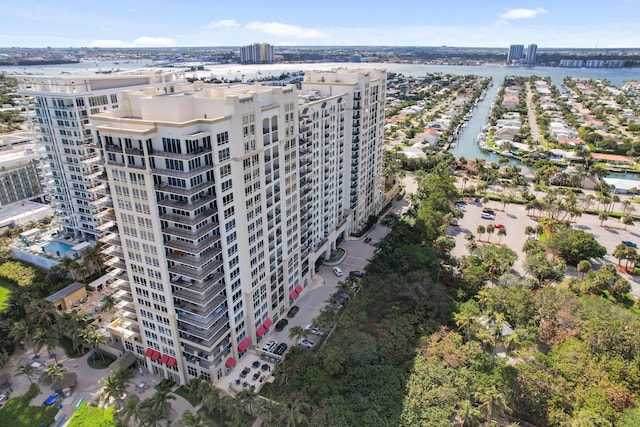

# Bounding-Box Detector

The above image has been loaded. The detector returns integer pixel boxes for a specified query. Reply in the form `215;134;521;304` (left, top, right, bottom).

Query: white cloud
205;19;240;30
89;37;175;48
245;21;326;39
500;7;548;20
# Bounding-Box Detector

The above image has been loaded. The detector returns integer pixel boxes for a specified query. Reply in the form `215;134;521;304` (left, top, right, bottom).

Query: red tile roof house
590;153;636;166
557;138;585;147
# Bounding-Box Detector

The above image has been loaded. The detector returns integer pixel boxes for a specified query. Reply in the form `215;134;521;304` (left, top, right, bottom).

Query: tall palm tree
16;363;35;384
497;228;507;244
9;320;31;350
117;395;143;426
101;294;117;313
31;328;49;358
149;380;176;419
43;363;67;384
179;410;207;427
256;398;279;427
289;325;309;342
97;368;134;409
85;330;108;362
455;400;482;427
476;225;485;241
485;224;495;242
27;300;55;329
278;399;310;427
474;386;509;423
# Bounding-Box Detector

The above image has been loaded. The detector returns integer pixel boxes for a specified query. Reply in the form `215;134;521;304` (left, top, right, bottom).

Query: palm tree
599;211;609;226
101;294;117;313
497;228;507;244
9;320;31;350
179;410;207;427
43;363;67;384
82;243;105;276
476;225;485;241
16;363;35;384
96;368;134;409
455;400;482;427
278;399;310;427
256;398;279;427
474;386;509;423
222;394;247;426
485;224;495;242
27;300;55;329
85;330;108;362
149;380;176;418
117;395;143;426
31;328;49;358
614;244;629;267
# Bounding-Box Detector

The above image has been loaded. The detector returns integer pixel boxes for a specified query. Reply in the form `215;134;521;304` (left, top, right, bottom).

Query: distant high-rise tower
507;44;524;63
240;43;275;64
525;44;538;65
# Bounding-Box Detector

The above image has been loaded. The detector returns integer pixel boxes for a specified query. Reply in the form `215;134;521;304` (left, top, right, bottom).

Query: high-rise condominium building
240;43;275;64
525;44;538;65
17;71;184;241
507;44;524;63
89;69;386;385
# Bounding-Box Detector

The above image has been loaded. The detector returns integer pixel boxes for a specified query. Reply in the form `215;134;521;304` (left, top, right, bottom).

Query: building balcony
169;259;224;281
157;192;216;212
124;147;144;156
179;320;229;349
104;144;123;153
178;309;228;336
154;180;216;197
149;147;209;161
160;207;218;227
152;164;210;180
171;271;224;294
164;233;221;255
173;282;224;307
174;292;226;319
166;247;222;269
163;222;218;241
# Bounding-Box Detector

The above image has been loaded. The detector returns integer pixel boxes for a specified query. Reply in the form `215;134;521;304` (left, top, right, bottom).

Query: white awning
72;241;92;251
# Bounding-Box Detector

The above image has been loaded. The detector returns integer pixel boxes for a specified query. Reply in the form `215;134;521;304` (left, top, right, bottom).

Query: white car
262;339;278;353
304;324;325;336
298;339;315;349
333;267;343;277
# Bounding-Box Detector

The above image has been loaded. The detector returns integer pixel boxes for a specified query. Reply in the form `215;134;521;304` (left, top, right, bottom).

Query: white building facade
80;68;385;386
17;71;184;241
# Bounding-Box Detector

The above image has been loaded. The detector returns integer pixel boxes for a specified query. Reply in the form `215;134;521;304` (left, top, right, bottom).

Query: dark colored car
273;343;288;355
43;394;58;406
287;305;300;318
350;270;364;278
623;240;638;248
274;319;289;331
364;237;372;243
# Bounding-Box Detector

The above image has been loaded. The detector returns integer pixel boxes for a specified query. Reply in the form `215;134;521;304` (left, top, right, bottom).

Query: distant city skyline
1;0;639;49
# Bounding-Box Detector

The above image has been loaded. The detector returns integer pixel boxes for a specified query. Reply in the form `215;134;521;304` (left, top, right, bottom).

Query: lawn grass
67;402;117;427
0;285;10;312
0;383;57;427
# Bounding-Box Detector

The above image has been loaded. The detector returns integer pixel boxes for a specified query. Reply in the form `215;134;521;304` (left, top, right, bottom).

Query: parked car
332;292;350;303
0;394;8;405
304;324;325;336
455;205;466;212
262;339;278;353
298;339;315;349
364;237;372;243
623;240;638;248
43;394;58;406
273;343;288;355
287;305;300;318
274;319;288;332
482;208;495;215
481;212;495;220
456;200;467;205
493;223;505;229
333;267;343;277
350;270;364;278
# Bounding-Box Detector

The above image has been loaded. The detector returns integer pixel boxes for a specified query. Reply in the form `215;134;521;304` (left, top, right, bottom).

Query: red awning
263;318;273;329
144;348;154;358
150;350;161;361
160;354;169;364
256;325;267;337
167;357;177;367
238;337;251;352
226;357;236;368
295;284;303;294
289;290;298;300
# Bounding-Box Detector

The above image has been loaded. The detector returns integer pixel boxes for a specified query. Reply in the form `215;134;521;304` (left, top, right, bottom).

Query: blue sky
2;0;639;48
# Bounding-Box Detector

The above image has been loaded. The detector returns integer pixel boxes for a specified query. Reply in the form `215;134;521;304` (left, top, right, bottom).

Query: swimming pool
44;241;73;256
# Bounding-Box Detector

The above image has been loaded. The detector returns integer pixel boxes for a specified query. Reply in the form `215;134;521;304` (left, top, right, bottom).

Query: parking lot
448;198;640;297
